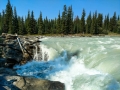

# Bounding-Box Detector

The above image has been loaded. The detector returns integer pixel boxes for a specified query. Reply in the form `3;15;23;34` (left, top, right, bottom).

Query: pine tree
0;13;2;34
44;16;49;34
61;5;68;34
57;11;61;34
118;15;120;21
25;11;31;34
48;19;52;34
38;12;44;34
112;12;117;33
94;11;98;34
52;18;57;34
90;13;95;34
109;12;117;33
5;0;13;33
86;12;92;34
0;13;1;31
97;13;103;34
1;10;5;33
103;14;109;34
80;9;86;34
18;16;26;35
67;6;73;34
73;16;80;34
117;20;120;34
29;11;36;34
12;7;19;34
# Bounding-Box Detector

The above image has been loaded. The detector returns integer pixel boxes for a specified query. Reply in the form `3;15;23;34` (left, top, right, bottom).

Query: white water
14;37;120;90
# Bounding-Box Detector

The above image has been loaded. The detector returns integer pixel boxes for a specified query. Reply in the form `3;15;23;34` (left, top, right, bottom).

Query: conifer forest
0;0;120;35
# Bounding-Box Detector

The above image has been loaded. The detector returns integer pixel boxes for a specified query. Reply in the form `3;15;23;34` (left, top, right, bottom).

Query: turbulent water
15;36;120;90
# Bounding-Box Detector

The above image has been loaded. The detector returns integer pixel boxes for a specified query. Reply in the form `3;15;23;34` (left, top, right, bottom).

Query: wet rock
0;58;5;67
1;33;7;38
0;75;65;90
0;33;47;66
6;34;17;39
0;68;17;75
0;34;65;90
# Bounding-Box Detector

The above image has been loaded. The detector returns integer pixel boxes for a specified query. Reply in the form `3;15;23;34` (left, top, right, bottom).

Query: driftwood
16;37;33;60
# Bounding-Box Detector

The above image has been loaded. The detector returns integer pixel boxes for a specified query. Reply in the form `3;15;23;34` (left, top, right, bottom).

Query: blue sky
0;0;120;19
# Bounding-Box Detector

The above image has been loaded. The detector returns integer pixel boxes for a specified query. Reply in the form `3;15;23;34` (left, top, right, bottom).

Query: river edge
24;33;120;38
0;34;65;90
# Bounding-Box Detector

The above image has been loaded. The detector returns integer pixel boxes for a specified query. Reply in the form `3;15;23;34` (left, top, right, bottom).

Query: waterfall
14;37;120;90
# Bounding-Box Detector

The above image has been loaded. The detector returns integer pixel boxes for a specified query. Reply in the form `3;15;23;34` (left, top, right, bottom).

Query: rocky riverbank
0;33;65;90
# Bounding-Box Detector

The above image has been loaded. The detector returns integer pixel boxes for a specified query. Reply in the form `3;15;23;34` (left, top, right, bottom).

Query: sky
0;0;120;19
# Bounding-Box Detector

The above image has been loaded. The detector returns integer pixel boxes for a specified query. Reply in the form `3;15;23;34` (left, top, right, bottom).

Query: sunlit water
14;36;120;90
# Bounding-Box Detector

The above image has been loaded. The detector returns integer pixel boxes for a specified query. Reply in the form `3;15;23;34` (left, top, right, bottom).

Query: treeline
0;0;120;35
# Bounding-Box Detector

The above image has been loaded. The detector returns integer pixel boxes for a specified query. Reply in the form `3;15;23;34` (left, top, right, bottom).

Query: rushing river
15;36;120;90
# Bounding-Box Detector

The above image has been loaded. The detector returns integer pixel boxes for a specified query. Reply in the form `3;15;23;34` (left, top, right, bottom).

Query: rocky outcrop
0;33;65;90
0;68;65;90
0;33;44;67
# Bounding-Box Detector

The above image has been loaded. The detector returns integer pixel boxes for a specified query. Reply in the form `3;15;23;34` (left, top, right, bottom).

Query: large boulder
0;75;65;90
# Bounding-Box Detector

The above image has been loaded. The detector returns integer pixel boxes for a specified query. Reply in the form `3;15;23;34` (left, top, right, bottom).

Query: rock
0;34;65;90
1;33;7;38
0;33;47;67
6;34;17;39
0;68;17;75
0;58;5;67
0;75;65;90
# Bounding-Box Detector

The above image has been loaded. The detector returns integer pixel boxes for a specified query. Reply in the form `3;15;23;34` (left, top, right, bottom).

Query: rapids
14;36;120;90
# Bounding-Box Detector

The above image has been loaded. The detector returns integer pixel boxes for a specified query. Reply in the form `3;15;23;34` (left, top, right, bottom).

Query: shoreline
24;33;120;38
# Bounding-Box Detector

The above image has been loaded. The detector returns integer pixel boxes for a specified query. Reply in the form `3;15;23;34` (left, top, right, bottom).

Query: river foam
15;37;120;90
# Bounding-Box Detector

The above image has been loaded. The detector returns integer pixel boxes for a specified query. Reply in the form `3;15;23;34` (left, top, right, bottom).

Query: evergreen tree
12;7;19;34
109;18;113;32
44;16;49;34
52;18;57;34
38;12;44;34
97;13;103;34
67;6;73;34
118;15;119;21
94;11;98;34
73;16;80;34
29;11;36;34
48;19;52;33
25;11;31;34
90;13;95;34
0;13;1;32
49;19;53;34
57;11;61;34
1;10;5;33
18;16;26;35
80;9;86;34
106;14;109;31
109;12;117;33
103;14;109;34
86;12;92;34
117;20;120;33
104;15;107;30
112;12;117;33
61;5;68;34
5;0;13;33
